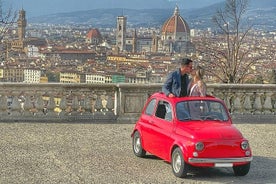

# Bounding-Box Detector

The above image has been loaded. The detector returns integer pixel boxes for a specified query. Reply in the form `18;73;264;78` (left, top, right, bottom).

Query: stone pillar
233;92;242;114
47;96;57;116
23;95;34;116
0;95;8;117
35;96;45;116
253;93;263;114
263;92;273;114
10;96;22;117
71;95;80;116
243;92;253;114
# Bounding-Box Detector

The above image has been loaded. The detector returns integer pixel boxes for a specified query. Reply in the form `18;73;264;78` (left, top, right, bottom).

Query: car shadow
140;154;276;183
183;156;276;183
143;154;162;160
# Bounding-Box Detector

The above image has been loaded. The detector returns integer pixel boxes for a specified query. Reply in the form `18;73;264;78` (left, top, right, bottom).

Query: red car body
131;92;252;178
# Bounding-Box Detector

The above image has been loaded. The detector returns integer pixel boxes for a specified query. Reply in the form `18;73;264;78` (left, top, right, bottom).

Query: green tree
46;71;60;82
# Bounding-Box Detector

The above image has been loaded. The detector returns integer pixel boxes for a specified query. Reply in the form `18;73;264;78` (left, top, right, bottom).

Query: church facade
116;6;195;55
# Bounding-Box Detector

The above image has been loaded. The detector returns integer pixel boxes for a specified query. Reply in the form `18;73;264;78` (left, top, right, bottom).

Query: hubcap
173;152;181;173
134;136;141;153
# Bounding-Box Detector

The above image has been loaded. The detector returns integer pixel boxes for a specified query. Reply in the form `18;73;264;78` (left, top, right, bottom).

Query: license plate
215;163;233;167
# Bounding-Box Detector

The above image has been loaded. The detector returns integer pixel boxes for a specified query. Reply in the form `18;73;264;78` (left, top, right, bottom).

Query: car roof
150;92;223;104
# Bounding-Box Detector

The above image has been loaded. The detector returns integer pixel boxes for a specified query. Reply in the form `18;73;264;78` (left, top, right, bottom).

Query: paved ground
0;122;275;184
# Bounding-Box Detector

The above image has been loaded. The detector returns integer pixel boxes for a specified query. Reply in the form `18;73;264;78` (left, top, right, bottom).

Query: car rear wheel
132;131;146;157
171;147;188;178
233;162;251;176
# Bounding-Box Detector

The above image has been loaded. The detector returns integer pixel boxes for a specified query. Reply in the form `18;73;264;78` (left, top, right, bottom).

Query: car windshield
176;100;229;121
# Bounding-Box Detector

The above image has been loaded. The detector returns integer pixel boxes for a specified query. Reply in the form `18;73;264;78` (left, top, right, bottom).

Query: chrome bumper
188;157;253;163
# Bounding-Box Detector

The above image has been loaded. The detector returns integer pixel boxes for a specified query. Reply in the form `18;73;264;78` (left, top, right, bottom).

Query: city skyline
8;0;224;17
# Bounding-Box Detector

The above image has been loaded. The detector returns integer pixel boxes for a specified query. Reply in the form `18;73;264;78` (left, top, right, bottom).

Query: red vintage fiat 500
131;92;252;178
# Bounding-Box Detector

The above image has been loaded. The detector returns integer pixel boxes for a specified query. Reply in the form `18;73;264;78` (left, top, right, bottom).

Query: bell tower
17;9;27;41
132;29;137;53
152;31;158;53
116;16;127;52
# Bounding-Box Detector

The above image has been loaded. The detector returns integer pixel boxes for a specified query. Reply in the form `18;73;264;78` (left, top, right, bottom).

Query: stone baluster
0;95;8;116
216;90;225;101
83;96;92;115
253;93;263;114
274;100;276;115
24;95;34;116
71;95;80;115
102;96;107;113
106;96;114;113
223;94;232;113
263;92;273;114
106;95;116;120
59;96;67;116
94;95;103;114
243;92;253;114
47;96;57;116
35;95;45;116
10;96;21;116
233;92;242;114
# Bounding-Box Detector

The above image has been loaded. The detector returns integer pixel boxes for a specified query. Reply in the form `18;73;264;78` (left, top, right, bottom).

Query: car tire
171;147;189;178
132;131;146;157
233;162;250;176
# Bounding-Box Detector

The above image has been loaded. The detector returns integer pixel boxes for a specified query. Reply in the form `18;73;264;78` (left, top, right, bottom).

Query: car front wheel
233;162;251;176
171;147;189;178
132;131;146;157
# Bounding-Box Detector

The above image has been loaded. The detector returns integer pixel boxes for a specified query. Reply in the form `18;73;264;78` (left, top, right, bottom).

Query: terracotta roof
161;6;190;34
87;28;102;39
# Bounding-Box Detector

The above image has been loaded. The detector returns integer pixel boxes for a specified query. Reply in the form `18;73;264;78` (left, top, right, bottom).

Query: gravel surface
0;122;275;184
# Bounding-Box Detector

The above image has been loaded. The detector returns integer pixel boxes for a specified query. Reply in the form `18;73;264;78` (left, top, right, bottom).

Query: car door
139;98;157;153
150;100;174;160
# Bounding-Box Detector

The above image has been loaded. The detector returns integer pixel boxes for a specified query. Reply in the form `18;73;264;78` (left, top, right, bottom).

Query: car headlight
195;142;204;151
241;140;249;150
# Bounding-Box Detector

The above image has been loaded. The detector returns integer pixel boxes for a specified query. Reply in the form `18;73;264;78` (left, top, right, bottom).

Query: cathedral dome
87;28;102;39
161;6;190;34
86;28;102;45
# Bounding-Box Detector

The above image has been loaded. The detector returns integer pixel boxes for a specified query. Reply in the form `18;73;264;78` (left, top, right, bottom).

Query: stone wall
0;83;275;123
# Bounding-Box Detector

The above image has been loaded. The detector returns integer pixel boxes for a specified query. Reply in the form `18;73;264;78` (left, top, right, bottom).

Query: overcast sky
7;0;224;17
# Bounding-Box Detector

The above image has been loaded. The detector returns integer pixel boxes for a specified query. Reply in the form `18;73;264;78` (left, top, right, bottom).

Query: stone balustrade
0;83;275;123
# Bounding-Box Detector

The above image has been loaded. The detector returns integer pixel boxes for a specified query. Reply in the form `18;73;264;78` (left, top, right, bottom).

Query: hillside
28;1;276;31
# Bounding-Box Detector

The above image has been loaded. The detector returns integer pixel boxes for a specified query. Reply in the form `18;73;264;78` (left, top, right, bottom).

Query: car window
176;100;229;121
155;101;172;121
145;99;156;115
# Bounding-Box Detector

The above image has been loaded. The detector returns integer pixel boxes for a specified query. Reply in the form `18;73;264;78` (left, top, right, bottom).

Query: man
162;58;193;98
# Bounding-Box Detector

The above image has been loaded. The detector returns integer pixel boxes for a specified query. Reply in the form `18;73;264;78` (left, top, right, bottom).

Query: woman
189;65;207;97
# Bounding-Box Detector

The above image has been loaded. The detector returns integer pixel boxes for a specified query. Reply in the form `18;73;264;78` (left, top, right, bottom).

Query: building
59;71;81;83
115;6;194;55
8;9;47;57
26;45;40;58
3;66;24;82
85;73;112;84
125;31;153;53
10;9;27;53
23;68;41;83
160;6;194;54
116;16;127;52
41;48;96;61
86;28;103;45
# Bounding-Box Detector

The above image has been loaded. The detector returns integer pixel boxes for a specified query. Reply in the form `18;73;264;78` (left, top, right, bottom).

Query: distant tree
0;0;17;60
269;69;276;84
0;0;17;41
195;0;266;84
46;71;60;82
